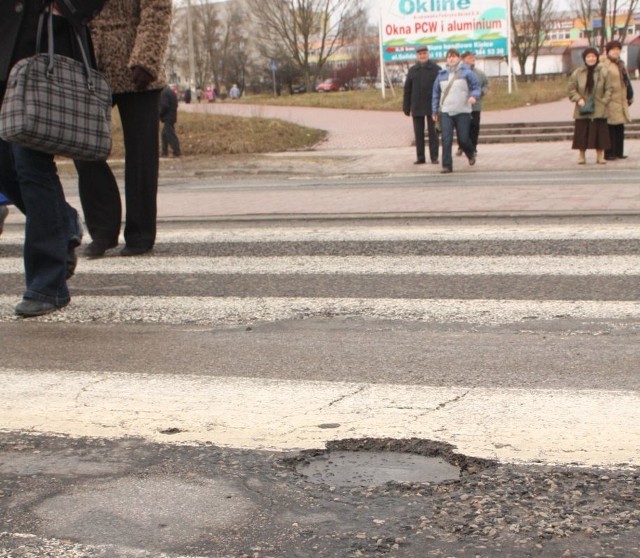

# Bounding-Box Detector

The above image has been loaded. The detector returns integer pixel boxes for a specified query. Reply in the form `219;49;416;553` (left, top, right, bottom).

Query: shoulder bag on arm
0;6;112;161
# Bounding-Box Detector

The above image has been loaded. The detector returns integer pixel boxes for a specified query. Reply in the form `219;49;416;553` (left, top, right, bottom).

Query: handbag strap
36;5;96;90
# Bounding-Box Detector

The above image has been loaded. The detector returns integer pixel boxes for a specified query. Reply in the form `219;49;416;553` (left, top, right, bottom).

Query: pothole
296;450;461;487
289;438;495;488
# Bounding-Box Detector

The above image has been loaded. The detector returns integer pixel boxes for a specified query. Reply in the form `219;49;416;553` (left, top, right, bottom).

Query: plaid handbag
0;8;111;161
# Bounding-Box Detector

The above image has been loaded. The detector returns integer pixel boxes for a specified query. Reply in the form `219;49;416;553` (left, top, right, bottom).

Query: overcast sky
367;0;573;17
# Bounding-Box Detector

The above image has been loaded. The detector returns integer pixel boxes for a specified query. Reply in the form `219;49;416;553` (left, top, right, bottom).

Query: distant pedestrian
184;87;192;104
432;49;481;174
160;85;181;158
229;84;240;99
457;51;488;157
403;46;441;165
568;47;612;165
601;40;633;160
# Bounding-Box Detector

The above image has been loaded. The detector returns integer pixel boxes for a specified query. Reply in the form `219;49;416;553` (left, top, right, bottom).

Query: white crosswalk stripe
2;255;640;275
1;222;638;468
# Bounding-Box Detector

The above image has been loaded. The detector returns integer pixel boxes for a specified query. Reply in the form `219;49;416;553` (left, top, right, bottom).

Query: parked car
315;78;346;92
349;78;373;90
291;83;306;94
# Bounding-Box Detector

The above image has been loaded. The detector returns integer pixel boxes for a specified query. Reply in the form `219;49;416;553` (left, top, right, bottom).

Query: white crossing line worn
1;222;638;469
2;222;640;245
1;255;640;275
1;296;639;324
0;369;638;468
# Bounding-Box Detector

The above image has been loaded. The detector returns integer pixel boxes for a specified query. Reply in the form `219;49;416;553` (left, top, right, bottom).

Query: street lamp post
186;0;196;89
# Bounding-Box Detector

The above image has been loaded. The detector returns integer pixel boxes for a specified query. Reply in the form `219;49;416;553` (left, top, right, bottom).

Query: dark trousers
458;111;481;152
75;89;161;250
605;124;625;159
0;140;81;306
412;115;439;163
161;120;181;156
441;112;474;171
470;111;481;151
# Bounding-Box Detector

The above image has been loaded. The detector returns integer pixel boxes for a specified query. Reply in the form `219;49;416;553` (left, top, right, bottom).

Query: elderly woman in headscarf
568;47;613;165
601;40;633;160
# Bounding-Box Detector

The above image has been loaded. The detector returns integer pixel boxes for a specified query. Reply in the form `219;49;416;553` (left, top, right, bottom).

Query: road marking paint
2;224;640;245
1;296;638;324
1;369;637;468
2;255;640;275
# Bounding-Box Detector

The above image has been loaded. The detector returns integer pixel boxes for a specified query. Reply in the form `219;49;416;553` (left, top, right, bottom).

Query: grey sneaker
15;298;67;318
0;205;8;237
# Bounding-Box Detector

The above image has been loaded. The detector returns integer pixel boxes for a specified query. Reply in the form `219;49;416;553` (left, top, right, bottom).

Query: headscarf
582;47;599;94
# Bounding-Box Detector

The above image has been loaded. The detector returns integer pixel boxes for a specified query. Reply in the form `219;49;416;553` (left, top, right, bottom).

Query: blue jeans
0;139;80;306
441;112;475;171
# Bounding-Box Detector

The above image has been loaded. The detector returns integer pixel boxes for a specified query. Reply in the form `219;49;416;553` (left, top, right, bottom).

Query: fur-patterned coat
90;0;172;94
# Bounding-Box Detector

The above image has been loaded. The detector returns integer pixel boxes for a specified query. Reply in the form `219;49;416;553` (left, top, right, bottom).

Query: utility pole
186;0;196;89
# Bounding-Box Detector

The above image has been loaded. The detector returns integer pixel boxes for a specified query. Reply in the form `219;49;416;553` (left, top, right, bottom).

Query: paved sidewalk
157;98;640;219
5;100;634;225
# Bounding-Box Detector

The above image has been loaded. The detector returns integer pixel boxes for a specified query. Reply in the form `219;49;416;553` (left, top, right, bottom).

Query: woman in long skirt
568;47;613;164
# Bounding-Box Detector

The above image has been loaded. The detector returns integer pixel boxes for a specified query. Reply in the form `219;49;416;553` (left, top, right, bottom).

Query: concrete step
479;120;640;143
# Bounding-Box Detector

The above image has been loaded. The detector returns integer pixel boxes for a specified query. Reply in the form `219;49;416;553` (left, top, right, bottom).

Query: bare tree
246;0;365;90
596;0;640;49
170;1;221;88
510;0;554;80
573;0;640;49
573;0;597;45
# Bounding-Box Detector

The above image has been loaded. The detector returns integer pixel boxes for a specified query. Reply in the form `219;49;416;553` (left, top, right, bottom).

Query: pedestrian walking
457;51;488;157
229;84;241;99
160;85;181;158
0;0;104;317
432;48;481;174
568;47;612;165
403;46;441;165
601;40;633;160
74;0;172;259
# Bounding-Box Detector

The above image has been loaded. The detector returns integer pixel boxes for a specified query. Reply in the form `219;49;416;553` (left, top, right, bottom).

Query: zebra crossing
0;220;639;468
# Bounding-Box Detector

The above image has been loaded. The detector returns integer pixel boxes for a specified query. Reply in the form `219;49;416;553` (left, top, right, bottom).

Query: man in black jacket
0;0;105;317
403;46;441;165
160;85;181;158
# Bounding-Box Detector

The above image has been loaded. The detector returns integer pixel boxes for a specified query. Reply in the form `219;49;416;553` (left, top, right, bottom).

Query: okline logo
398;0;472;15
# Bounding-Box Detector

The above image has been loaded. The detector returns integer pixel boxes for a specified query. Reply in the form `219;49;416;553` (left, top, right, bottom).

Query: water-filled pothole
296;450;461;487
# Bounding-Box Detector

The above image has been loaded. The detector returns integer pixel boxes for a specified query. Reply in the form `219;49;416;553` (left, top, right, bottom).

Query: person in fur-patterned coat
75;0;172;258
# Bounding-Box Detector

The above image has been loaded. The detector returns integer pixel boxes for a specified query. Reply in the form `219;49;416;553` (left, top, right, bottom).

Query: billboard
380;0;509;62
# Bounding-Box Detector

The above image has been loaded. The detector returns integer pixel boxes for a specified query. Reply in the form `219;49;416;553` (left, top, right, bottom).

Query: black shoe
618;155;628;159
414;159;426;165
120;245;152;257
468;155;476;166
456;148;463;157
431;159;439;164
440;168;453;174
15;299;66;318
84;239;117;259
604;156;617;161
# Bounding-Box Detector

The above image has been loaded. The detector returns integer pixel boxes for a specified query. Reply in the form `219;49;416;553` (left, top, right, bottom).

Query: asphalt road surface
0;192;639;556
